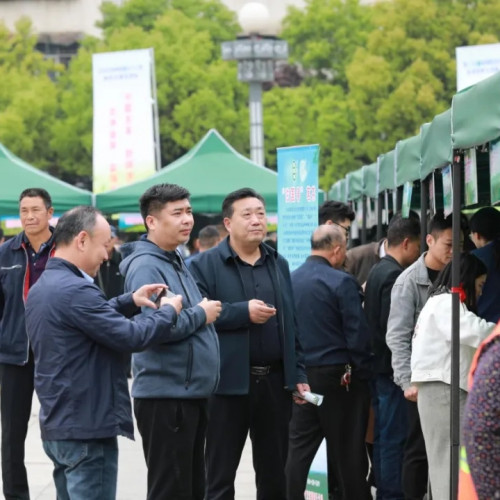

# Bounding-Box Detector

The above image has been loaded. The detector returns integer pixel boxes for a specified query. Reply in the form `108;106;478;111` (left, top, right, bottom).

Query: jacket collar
220;236;277;263
13;227;55;251
306;255;333;267
414;252;432;286
47;257;85;278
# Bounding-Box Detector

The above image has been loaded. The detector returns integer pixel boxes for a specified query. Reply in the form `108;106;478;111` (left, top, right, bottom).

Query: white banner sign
456;43;500;91
92;49;157;194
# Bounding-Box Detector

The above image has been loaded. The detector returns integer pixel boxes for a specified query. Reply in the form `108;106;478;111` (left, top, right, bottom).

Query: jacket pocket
185;342;193;389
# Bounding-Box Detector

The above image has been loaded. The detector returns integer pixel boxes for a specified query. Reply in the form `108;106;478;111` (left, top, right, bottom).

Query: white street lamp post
222;2;288;166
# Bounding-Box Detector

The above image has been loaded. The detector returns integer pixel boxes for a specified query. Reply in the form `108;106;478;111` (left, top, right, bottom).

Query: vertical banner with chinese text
277;145;320;272
92;49;157;194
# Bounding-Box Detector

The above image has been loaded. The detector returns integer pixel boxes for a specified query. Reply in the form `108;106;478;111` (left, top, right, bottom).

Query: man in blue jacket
25;206;182;500
285;224;372;500
189;187;309;500
120;183;221;500
0;187;55;500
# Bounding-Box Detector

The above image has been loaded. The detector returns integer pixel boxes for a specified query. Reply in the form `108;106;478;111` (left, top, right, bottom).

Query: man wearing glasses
318;201;354;242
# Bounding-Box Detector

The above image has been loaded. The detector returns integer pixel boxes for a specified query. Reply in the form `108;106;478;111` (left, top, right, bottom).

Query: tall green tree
263;83;354;190
282;0;372;88
345;0;500;166
0;18;62;169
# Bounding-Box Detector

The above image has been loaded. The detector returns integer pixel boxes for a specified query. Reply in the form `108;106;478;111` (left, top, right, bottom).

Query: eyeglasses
332;221;350;239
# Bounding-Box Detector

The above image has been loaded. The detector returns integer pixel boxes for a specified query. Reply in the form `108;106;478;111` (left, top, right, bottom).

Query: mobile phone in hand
155;289;176;308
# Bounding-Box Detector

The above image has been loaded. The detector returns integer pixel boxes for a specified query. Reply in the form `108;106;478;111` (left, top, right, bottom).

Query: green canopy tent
361;162;379;239
96;129;279;214
0;143;93;216
328;178;347;203
421;109;452;181
378;150;396;195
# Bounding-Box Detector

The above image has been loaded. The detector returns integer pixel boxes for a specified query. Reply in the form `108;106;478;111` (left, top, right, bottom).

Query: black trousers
0;352;34;500
286;365;372;500
402;400;429;500
205;370;292;500
134;398;208;500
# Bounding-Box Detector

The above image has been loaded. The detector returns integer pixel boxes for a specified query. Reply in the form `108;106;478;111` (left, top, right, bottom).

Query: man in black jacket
0;188;55;500
286;224;373;500
95;225;124;300
364;212;420;500
189;187;309;500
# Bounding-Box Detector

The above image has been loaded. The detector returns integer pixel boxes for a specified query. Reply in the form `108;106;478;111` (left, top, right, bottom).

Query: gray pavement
2;394;257;499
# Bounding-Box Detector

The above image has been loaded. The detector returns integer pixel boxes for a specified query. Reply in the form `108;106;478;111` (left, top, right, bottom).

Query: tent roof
452;71;500;149
421;110;452;179
362;162;378;199
328;178;347;203
396;134;421;185
347;168;363;201
0;144;93;216
95;129;279;214
378;150;396;193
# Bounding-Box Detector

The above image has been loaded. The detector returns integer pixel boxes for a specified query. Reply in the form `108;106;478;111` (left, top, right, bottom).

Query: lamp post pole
221;3;288;166
249;80;264;165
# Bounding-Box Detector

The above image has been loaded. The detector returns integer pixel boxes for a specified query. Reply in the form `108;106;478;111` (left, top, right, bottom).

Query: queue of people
0;184;499;500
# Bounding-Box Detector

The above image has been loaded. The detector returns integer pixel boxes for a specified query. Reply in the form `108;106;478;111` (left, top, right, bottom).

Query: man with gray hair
25;206;183;500
286;224;372;500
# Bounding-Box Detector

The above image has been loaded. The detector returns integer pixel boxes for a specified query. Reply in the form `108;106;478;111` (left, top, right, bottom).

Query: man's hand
293;383;311;405
248;299;276;324
160;295;183;315
198;298;222;324
404;385;418;402
132;284;167;309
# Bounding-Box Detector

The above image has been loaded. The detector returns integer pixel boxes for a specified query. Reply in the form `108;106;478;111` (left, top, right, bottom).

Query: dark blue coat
0;230;55;365
25;258;178;441
291;256;372;378
189;238;307;395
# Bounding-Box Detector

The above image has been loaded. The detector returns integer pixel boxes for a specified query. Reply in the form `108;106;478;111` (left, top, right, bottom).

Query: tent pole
361;195;367;244
450;153;462;500
420;178;429;252
376;193;383;241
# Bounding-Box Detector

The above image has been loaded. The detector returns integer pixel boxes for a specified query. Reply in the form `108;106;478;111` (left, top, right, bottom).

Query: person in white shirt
411;253;496;499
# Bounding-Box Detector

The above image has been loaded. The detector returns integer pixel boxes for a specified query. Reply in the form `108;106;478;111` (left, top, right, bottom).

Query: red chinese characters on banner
124;94;134;182
306;185;317;202
281;186;316;204
281;186;304;204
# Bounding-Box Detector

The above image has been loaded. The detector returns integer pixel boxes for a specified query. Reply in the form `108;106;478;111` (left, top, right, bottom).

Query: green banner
442;165;453;217
464;148;478;206
490;139;500;205
402;182;413;218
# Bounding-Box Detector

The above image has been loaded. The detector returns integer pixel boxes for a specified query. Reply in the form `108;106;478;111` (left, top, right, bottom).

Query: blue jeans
372;374;408;500
43;437;118;500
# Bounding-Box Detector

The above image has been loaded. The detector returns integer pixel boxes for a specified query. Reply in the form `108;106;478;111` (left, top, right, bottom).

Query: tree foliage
0;18;62;169
50;0;246;178
3;0;500;191
345;0;500;168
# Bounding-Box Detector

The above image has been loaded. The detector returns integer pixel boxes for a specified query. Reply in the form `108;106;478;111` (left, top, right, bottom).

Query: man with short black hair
364;212;421;499
190;187;309;500
469;206;500;323
286;224;372;500
120;183;221;500
318;200;355;241
0;187;54;499
198;224;221;251
386;210;453;499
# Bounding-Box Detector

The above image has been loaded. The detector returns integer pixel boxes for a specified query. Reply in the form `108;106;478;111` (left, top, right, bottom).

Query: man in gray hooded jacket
120;183;221;500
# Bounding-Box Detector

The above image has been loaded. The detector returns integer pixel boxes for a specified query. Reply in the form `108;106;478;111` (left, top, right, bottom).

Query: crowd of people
0;185;498;500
